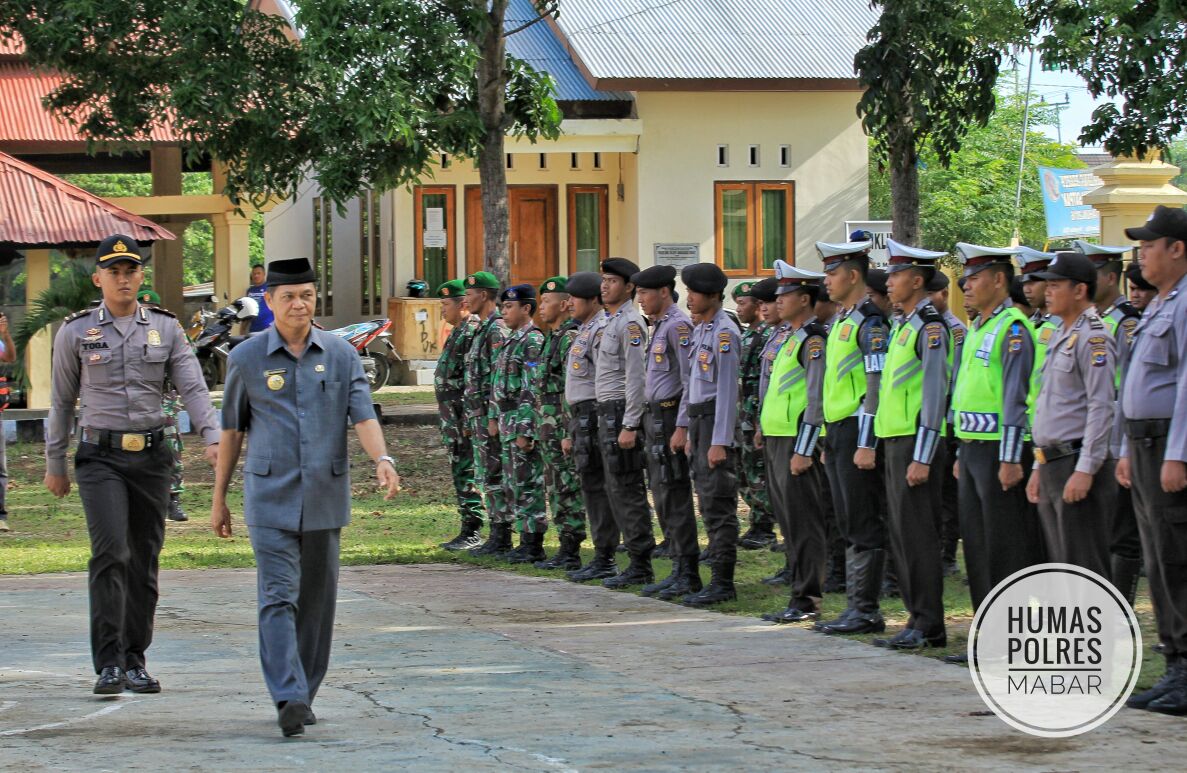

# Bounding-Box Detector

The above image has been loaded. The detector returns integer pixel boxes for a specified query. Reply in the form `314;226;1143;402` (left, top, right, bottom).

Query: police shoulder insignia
953;327;966;345
1007;323;1024;353
808;339;824;359
148;305;176;319
1090;343;1108;367
926;326;943;349
1087;335;1106;346
718;331;731;353
627;321;643;346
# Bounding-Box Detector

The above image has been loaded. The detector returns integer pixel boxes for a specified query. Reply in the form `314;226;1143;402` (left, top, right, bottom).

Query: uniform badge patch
627;322;643;347
808;339;824;359
85;327;101;337
1091;349;1107;366
953;328;966;345
718;332;731;353
897;328;911;346
267;373;285;391
1038;328;1054;345
927;331;942;349
147;329;161;347
838;325;853;342
89;353;102;362
315;364;326;372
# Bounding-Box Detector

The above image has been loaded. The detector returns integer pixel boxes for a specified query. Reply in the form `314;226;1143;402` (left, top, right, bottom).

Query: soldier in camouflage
434;279;485;550
533;277;587;570
464;272;514;555
733;281;777;549
490;284;548;563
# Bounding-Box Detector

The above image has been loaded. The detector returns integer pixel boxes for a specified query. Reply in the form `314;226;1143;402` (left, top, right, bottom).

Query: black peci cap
266;257;317;288
926;271;950;292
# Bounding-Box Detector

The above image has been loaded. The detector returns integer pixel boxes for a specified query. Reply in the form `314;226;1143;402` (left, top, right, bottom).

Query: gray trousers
689;410;739;563
883;436;945;638
248;526;340;707
1036;453;1114;580
765;436;825;610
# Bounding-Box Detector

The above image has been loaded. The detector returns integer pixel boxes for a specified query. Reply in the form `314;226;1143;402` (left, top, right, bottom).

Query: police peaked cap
95;234;146;267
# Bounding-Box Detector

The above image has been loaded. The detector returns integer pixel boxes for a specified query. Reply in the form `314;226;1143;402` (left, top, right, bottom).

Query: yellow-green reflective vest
760;328;808;437
1027;315;1059;426
824;307;879;422
875;315;949;439
952;306;1032;440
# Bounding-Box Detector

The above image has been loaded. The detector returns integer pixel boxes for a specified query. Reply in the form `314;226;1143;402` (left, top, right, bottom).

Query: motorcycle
189;296;259;390
325;319;399;389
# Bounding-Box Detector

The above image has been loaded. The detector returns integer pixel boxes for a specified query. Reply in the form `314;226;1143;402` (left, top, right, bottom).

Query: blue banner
1038;167;1101;238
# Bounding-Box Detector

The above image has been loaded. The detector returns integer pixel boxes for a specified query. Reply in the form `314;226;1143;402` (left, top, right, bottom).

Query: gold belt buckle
1034;447;1047;464
121;433;147;452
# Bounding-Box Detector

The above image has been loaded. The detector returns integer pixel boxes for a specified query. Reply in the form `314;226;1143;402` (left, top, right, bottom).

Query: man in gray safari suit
211;257;401;738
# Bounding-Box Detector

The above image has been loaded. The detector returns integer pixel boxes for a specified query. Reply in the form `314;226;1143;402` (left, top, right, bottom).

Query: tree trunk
476;0;511;286
888;135;920;246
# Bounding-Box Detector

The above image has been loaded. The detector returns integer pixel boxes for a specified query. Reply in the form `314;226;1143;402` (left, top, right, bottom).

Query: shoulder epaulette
803;319;827;340
856;298;887;324
1088;315;1105;330
1116;299;1140;319
147;305;177;319
917;302;944;325
63;307;94;323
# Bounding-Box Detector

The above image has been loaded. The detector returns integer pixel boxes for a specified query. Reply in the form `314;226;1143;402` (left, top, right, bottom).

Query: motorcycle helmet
233;296;260;319
406;279;429;298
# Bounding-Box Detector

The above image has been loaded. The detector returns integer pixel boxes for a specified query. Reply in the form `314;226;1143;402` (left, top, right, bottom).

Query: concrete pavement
0;564;1182;771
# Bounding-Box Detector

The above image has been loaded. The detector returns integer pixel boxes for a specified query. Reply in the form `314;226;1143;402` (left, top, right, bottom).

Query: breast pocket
1050;350;1075;373
651;340;670;373
139;347;169;383
570;357;590;378
601;332;621;357
1140;316;1173;367
243;457;271;476
695;349;716;382
82;350;113;386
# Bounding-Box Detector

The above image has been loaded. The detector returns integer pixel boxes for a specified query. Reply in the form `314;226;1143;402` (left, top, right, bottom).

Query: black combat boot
1146;664;1187;715
167;494;188;522
641;557;682;597
508;531;547;564
822;548;886;635
681;560;736;607
653;539;672;559
657;556;703;601
566;546;618;582
535;533;584;570
739;526;777;550
470;523;513;556
500;530;531;562
761;560;792;586
603;550;654;589
1111;554;1142;609
1129;656;1184;710
441;519;483;551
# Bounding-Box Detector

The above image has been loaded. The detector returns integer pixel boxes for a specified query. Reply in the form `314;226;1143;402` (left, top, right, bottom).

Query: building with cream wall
265;0;876;328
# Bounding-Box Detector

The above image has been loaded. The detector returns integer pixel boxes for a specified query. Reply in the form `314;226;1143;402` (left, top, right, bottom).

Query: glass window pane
422;193;448;293
574;191;602;273
761;188;787;270
721;189;749;271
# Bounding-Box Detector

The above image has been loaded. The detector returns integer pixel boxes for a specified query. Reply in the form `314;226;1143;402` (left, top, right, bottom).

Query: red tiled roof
0;151;174;247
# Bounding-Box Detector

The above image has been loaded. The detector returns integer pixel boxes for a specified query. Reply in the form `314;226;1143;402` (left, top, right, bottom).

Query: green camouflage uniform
465;310;511;525
536;318;586;539
436;312;484;527
738;322;774;530
162;383;184;495
491;322;547;534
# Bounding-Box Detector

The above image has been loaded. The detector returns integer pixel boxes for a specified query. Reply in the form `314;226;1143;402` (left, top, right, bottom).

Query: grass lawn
0;425;1165;687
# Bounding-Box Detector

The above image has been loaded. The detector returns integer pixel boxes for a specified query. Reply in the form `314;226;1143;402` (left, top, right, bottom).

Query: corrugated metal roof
553;0;877;82
0;62;180;145
0;151;174;247
506;0;632;102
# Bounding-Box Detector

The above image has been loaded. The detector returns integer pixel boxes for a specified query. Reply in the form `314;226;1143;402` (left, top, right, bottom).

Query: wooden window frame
713;181;795;277
566;184;610;274
413;185;456;283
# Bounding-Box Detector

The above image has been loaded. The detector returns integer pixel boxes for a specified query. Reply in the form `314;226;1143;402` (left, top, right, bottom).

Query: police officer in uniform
815;240;891;636
928;271;965;576
435;279;485;550
948;243;1046;662
872;241;951;649
676;263;743;607
1127;263;1157;312
733;281;777;549
594;258;656;588
563;272;622;582
46;234;220;694
757;262;828;623
1118;206;1187;714
632;265;702;600
1024;252;1116;579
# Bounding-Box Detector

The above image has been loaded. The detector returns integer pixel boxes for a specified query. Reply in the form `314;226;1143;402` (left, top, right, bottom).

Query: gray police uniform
1032;309;1116;578
939;310;967;568
566;311;618;552
594;299;655;558
1120;272;1187;658
1102;298;1143;595
679;308;742;562
644;303;697;560
47;302;218;674
222;326;376;708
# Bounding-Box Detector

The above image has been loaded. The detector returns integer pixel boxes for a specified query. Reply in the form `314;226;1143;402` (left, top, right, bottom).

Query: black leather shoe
888;629;946;650
1147;683;1187;715
93;666;124;695
822;613;885;635
507;532;547;564
470;524;513;556
304;706;317;725
814;608;855;632
441;524;483;551
873;628;915;648
278;700;309;737
123;666;161;693
535;534;584;570
768;540;785;553
1128;660;1183;709
944;653;969;665
761;607;818;624
641;558;680;597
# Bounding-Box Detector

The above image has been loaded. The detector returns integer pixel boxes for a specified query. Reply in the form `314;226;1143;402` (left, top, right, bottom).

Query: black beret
1126;263;1156;291
631;265;677;289
866;268;889;296
681;262;728;294
500;283;537;304
267;257;316;288
601;257;641;281
750;277;779;303
1009;276;1029;307
926;271;950;292
566;271;602;300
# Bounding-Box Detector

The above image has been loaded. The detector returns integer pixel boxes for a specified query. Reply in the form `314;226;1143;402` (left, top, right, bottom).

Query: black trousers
689;411;739;563
1110;474;1143;561
1129;432;1187;657
937;436;961;563
766;436;826;610
1036;453;1114;580
596;400;655;557
75;440;172;673
644;403;698;558
957;440;1046;610
569;402;619;551
822;417;886;552
883;436;945;638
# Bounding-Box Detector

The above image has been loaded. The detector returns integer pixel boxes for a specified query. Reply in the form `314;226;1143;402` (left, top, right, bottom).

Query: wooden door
464;185;558;287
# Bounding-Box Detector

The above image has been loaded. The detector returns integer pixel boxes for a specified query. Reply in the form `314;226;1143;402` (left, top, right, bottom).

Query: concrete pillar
1083;154;1187;245
24;249;53;409
151;220;190;314
211;211;253;303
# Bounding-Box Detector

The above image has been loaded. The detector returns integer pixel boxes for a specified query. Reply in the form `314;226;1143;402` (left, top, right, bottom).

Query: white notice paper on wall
423;230;447;248
425;207;444;231
415;310;428;322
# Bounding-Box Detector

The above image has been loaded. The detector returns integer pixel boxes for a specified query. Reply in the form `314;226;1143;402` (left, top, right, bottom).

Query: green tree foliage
870;90;1084;249
1033;1;1187;156
0;0;561;283
856;0;1028;244
9;259;98;386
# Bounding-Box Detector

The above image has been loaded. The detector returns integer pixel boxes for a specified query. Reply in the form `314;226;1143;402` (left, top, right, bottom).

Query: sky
1006;48;1120;152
